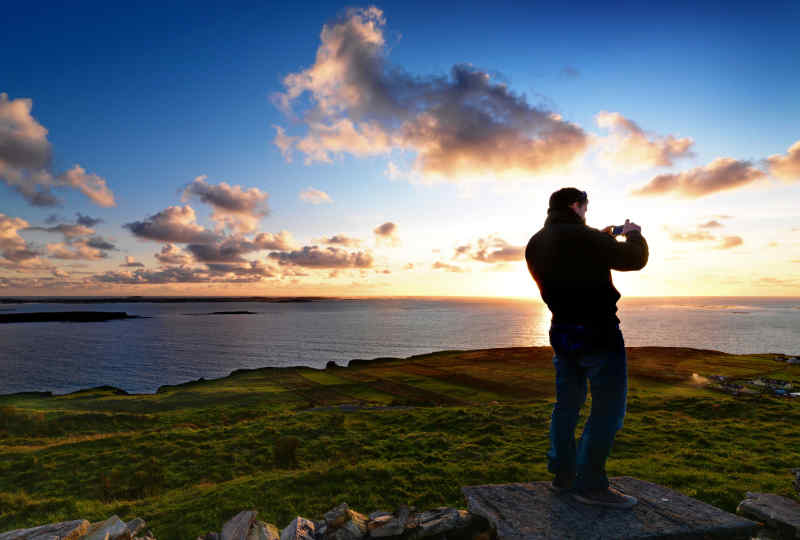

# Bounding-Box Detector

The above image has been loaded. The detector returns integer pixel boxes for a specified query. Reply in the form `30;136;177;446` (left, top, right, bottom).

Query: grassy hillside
1;346;798;538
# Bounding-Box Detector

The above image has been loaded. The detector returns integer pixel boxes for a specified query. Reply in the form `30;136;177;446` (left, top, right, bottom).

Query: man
525;187;648;509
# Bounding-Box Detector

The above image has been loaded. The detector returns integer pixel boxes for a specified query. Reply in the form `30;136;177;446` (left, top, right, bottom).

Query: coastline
1;345;795;399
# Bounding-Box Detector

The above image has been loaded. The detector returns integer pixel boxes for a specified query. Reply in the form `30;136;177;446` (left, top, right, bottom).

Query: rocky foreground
0;502;491;540
2;472;800;540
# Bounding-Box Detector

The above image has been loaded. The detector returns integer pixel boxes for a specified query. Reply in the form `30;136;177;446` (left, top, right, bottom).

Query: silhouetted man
525;187;648;509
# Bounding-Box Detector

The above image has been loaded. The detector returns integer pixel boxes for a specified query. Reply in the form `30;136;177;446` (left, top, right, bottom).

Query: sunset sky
2;1;799;297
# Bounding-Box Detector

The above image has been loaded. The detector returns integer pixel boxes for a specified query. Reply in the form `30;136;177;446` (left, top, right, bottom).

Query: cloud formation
698;220;723;229
0;213;45;269
46;238;110;261
595;111;694;170
630;157;766;198
122;200;297;283
0;93;115;207
668;230;716;242
765;140;800;181
299;187;333;204
181;175;269;233
268;245;373;268
76;213;103;227
432;261;465;273
454;235;524;263
317;234;362;247
124;205;219;244
25;223;95;238
121;256;144;268
373;221;399;246
666;226;743;250
272;7;589;181
154;243;193;266
185;230;296;263
716;235;743;249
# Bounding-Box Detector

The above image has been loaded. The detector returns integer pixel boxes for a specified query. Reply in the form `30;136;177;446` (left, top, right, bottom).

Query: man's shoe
571;486;638;509
548;473;575;494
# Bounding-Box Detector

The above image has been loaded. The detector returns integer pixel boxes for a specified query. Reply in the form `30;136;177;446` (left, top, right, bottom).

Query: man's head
549;187;588;219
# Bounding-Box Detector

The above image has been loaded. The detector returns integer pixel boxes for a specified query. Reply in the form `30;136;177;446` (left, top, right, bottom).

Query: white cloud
299;186;333;204
0;93;115;207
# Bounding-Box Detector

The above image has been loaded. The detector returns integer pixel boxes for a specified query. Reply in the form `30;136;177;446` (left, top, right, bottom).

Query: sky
1;0;799;298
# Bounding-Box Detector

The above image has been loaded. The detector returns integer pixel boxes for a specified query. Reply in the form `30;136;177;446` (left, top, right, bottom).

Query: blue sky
1;1;799;296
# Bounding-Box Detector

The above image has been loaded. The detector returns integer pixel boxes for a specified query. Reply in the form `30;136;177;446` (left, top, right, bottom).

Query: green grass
0;346;798;539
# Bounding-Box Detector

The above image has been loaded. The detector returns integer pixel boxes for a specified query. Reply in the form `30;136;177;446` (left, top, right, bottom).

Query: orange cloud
0;213;45;269
454;235;524;263
595;111;694;170
716;236;743;249
765;140;800;181
272;7;589;181
432;261;466;273
630;157;766;198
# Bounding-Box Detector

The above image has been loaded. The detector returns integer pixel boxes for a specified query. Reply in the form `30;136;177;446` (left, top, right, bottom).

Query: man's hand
622;219;641;235
602;225;615;235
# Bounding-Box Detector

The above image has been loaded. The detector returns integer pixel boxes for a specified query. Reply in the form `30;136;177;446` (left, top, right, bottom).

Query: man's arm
596;229;649;271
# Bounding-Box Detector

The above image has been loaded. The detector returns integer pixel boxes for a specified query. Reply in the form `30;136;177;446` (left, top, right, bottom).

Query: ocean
1;296;798;395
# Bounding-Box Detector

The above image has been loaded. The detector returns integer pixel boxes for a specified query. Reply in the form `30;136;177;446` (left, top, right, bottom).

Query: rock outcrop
737;491;800;540
197;502;489;540
0;515;152;540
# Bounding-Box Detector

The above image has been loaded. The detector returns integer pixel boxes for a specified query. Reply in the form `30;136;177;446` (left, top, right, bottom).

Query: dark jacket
525;207;648;327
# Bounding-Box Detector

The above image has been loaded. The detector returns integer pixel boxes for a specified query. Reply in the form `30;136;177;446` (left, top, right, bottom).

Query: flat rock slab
0;519;89;540
462;476;760;540
737;492;800;539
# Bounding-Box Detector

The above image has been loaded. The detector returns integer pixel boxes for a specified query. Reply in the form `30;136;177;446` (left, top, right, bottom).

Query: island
0;311;144;323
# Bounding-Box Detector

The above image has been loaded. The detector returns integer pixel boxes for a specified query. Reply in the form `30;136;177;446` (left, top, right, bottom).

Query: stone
395;504;415;529
280;517;315;540
126;518;146;537
737;492;800;539
84;515;132;540
326;361;340;369
248;521;280;540
332;511;367;540
415;507;472;538
462;476;760;539
0;519;89;540
367;515;404;538
222;510;258;540
792;468;800;495
367;512;392;521
324;504;349;529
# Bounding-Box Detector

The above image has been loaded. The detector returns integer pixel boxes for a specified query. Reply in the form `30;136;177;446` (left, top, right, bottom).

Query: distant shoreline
1;345;795;399
0;311;145;324
0;296;328;304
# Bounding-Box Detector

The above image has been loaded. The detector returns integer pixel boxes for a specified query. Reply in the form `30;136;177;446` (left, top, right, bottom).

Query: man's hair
549;187;587;210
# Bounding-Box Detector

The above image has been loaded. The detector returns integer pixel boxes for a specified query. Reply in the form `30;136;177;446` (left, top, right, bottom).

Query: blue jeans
547;322;627;491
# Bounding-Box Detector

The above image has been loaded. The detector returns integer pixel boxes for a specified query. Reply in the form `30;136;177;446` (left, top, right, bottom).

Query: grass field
1;346;798;539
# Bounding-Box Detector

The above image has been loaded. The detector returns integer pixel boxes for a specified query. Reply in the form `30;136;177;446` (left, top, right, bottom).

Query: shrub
273;436;300;469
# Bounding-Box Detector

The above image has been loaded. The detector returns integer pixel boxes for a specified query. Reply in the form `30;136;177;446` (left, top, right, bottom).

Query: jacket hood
544;206;586;226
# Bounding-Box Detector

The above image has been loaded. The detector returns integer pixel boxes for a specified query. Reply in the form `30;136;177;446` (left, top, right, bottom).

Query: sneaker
571;486;638;509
